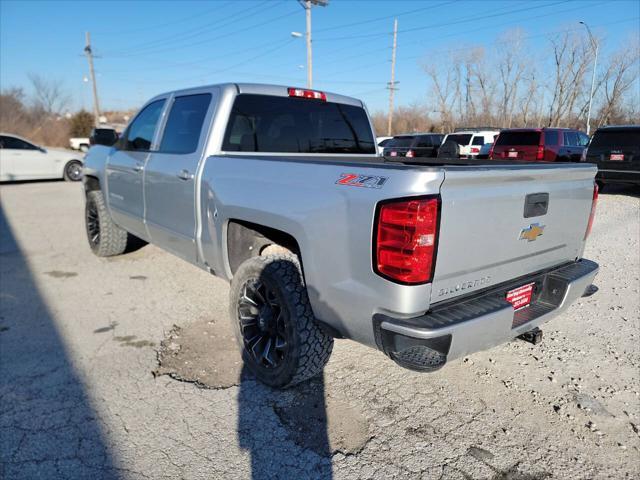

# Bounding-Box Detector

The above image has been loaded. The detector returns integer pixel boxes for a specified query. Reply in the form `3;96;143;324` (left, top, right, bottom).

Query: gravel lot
1;180;638;480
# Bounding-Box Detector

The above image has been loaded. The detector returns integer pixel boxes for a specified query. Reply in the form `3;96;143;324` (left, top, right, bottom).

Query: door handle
177;169;194;180
133;164;144;173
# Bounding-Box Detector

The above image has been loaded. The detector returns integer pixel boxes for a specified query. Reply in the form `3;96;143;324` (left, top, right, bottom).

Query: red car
490;128;589;162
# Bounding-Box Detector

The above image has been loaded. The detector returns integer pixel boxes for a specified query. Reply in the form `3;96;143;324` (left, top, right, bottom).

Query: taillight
374;197;440;284
580;149;587;162
471;147;480;154
406;149;415;158
287;87;326;101
584;183;598;240
536;145;544;161
488;144;495;159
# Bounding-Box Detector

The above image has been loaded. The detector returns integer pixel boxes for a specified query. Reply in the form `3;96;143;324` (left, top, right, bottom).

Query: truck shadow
237;368;333;480
0;203;118;478
236;260;333;480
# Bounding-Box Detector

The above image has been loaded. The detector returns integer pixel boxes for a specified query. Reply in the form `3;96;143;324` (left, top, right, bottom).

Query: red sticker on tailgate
506;283;535;310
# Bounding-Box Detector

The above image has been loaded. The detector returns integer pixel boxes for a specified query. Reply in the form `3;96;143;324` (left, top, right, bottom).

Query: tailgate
430;164;596;304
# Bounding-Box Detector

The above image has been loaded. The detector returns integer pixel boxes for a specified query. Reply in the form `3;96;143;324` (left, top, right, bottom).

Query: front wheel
229;254;334;388
63;160;83;182
85;190;129;257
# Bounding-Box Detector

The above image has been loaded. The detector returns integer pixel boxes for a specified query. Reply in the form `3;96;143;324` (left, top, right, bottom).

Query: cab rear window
222;94;375;154
445;134;472;146
495;131;541;146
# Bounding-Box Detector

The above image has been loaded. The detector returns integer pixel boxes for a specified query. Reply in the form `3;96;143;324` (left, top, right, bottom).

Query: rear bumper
374;259;599;371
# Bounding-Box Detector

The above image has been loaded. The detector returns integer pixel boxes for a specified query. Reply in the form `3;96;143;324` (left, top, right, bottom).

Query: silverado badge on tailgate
519;223;545;242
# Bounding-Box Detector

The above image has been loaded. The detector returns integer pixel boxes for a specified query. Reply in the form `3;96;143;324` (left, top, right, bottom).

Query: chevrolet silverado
82;83;599;388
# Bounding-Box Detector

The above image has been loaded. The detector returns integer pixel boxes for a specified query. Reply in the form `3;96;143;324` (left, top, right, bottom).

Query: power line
92;2;232;36
314;0;456;33
314;0;569;42
101;1;281;57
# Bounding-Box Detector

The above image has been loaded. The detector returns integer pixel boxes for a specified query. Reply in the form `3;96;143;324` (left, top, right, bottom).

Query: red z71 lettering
336;173;388;189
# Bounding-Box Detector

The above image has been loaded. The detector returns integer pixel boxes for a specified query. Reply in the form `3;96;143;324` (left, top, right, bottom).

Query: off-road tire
230;254;334;388
85;190;129;257
63;160;83;182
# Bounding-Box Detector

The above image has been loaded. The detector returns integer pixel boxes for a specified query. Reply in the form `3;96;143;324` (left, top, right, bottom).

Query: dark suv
582;125;640;188
383;133;444;158
90;128;119;147
490;128;589;162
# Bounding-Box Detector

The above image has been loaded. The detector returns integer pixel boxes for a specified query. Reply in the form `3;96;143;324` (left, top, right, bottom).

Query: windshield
445;134;472;146
222;94;375;154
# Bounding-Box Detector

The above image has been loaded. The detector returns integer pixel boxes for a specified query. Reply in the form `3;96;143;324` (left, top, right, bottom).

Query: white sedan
0;133;84;182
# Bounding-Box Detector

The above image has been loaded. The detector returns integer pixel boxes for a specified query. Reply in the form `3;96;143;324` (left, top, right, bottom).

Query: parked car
477;140;496;159
441;129;501;158
83;83;599;388
490;128;589;162
382;133;445;158
376;136;393;155
581;125;640;188
0;133;84;182
90;127;119;147
69;137;90;152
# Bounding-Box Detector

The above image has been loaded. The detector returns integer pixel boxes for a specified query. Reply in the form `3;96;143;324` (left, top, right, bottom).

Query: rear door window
415;136;434;148
122;100;166;151
472;136;485;145
222;94;375;154
544;130;558;145
495;131;540;146
563;131;579;147
159;94;212;154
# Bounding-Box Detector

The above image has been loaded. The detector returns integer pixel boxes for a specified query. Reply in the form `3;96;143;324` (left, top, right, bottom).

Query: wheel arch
83;174;101;194
226;220;301;276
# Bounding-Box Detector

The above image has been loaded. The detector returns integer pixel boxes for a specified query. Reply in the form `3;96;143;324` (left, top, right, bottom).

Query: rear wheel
85;190;129;257
230;254;334;388
63;160;83;182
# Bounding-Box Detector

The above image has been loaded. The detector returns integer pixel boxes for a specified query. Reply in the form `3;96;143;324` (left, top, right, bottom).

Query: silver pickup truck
83;83;599;388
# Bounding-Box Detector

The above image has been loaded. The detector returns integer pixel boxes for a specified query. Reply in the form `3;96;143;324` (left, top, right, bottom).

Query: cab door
144;91;216;263
106;99;167;239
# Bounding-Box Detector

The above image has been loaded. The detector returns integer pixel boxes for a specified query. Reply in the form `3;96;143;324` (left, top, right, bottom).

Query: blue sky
1;0;638;113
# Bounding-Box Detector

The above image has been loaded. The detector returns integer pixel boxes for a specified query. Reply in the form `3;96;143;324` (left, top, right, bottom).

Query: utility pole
299;0;328;89
387;18;398;136
84;31;101;127
580;21;598;135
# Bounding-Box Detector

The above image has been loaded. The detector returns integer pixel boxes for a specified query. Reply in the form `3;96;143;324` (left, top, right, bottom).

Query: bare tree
547;32;592;126
28;73;71;116
596;41;640;126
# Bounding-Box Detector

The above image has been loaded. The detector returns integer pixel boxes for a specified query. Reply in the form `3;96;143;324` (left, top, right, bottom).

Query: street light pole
580;21;598;135
305;1;313;88
298;0;328;89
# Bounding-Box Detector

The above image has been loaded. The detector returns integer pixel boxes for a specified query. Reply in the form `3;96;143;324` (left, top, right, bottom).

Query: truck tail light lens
406;149;415;158
536;145;544;161
584;183;598;240
287;87;326;101
471;147;480;154
374;196;440;284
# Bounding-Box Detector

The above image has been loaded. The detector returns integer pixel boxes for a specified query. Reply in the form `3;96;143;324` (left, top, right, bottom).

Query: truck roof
149;82;364;108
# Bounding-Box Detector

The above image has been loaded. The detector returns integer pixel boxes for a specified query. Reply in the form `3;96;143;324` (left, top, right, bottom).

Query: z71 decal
336;173;388;189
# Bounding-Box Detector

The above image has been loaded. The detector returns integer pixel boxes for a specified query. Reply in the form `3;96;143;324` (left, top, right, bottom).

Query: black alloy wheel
237;278;289;369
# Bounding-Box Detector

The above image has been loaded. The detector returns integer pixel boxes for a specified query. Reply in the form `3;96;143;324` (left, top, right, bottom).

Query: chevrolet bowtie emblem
520;223;545;242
